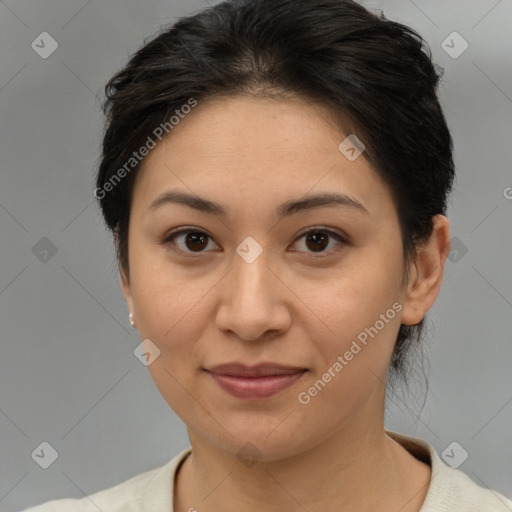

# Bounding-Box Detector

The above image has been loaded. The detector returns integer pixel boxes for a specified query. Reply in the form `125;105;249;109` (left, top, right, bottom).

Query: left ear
401;214;451;326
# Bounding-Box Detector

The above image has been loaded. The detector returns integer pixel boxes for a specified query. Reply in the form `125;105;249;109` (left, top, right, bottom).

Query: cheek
129;246;196;330
130;264;210;414
302;254;404;379
127;259;222;443
310;256;402;333
296;290;402;419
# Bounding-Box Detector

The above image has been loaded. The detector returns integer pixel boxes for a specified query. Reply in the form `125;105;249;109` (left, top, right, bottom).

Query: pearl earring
129;313;136;328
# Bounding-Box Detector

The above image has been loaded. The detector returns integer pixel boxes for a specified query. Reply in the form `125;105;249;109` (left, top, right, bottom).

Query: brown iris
185;232;209;251
305;231;329;252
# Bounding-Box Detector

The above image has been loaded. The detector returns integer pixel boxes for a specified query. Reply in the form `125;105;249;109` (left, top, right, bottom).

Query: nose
214;249;292;341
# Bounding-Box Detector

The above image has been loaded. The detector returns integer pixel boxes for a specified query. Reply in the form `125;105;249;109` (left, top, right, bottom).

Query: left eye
291;228;346;255
162;228;345;255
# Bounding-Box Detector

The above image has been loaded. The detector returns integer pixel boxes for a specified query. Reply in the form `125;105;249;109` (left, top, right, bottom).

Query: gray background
1;0;511;510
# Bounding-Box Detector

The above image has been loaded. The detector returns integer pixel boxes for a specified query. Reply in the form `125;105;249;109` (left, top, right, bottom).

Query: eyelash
161;226;347;257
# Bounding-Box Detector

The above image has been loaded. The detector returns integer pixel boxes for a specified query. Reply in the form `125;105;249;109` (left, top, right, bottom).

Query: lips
204;363;307;400
206;362;307;377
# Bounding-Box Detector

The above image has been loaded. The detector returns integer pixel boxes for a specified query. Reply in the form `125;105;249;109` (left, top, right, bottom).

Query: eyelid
293;225;348;243
162;226;213;241
162;226;221;253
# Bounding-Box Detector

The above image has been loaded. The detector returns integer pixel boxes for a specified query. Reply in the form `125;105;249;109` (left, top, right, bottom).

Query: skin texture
120;94;450;512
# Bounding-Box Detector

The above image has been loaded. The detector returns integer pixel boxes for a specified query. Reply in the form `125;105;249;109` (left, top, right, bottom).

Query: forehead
148;94;348;163
131;94;395;219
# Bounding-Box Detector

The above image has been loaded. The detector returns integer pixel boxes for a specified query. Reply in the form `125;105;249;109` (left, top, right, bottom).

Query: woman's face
122;94;427;460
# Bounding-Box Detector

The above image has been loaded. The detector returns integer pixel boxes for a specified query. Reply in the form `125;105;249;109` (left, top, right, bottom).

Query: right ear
120;267;135;317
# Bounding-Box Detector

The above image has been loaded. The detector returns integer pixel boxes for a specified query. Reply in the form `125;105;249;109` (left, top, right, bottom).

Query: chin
193;423;317;464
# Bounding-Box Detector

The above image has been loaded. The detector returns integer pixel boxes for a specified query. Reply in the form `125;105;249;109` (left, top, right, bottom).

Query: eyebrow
147;190;368;218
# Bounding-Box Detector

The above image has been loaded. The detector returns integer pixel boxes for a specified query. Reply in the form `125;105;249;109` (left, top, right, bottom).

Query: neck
174;415;431;512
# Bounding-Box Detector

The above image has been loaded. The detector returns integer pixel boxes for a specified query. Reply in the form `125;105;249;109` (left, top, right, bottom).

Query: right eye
162;228;221;254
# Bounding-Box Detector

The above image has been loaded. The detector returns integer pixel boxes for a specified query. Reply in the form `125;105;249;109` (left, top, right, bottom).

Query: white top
23;430;512;511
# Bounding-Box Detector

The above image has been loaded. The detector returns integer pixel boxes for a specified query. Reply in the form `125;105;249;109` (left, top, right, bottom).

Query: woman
25;0;512;510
